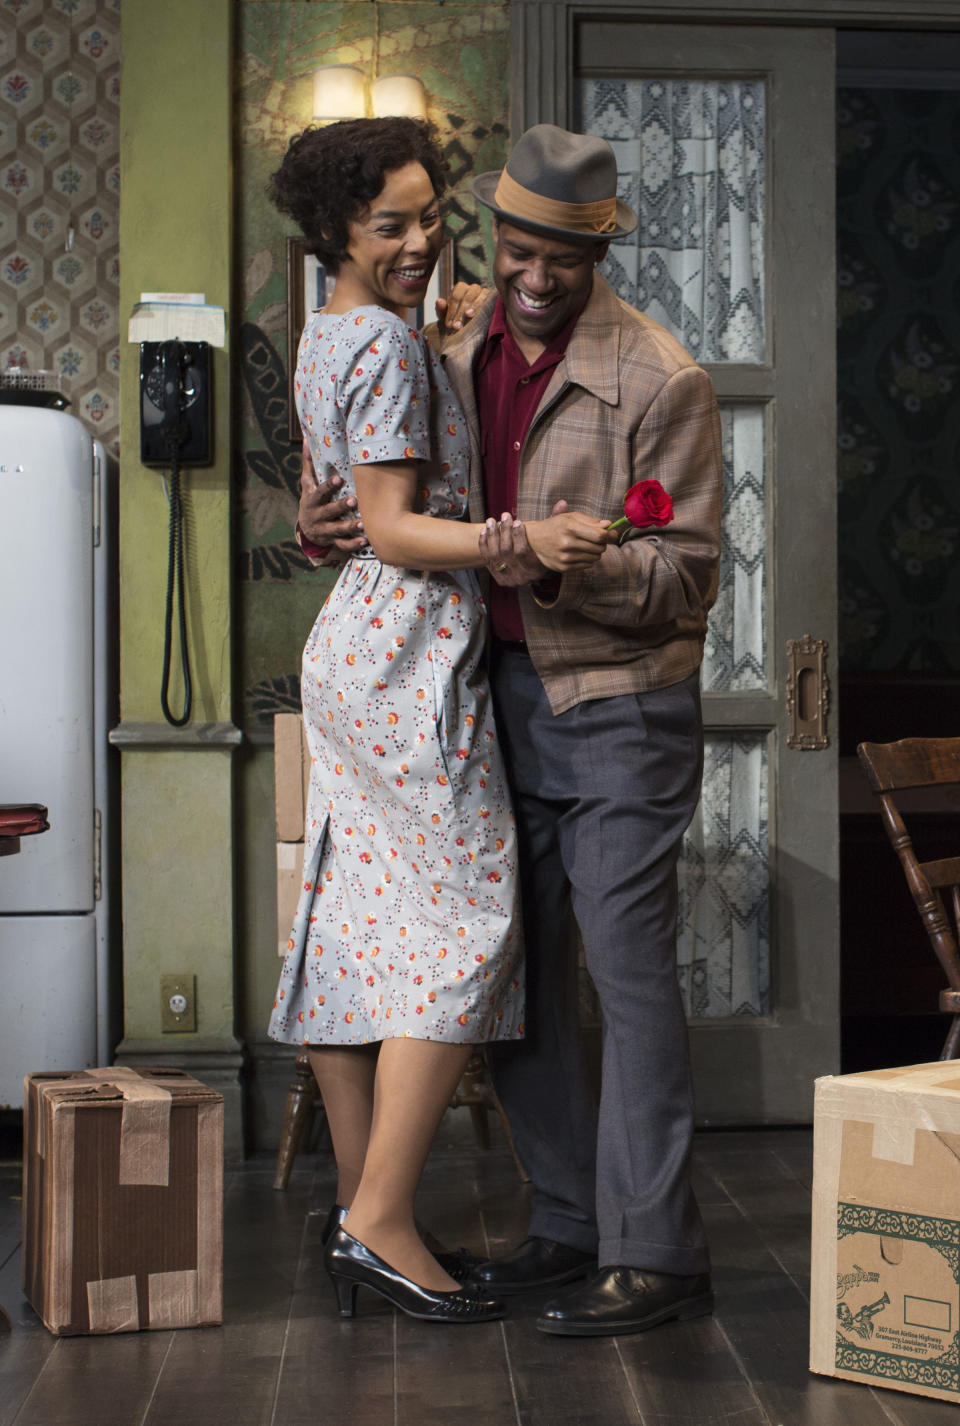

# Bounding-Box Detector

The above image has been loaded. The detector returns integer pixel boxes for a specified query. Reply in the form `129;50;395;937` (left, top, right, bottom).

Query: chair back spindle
857;737;960;1060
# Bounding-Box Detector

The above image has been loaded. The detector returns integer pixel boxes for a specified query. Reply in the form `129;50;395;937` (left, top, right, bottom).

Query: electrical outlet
160;974;196;1033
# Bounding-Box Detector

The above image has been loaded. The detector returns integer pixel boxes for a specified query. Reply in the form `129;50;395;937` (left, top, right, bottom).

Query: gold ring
496;562;508;573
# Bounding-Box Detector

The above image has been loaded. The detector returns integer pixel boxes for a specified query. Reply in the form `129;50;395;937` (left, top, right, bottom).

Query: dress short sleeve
339;313;433;467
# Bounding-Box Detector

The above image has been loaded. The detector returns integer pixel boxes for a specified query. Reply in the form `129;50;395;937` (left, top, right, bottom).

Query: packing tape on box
34;1068;173;1186
88;1068;173;1187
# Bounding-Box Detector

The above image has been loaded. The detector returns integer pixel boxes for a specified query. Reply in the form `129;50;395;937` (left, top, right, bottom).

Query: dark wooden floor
1;1113;957;1426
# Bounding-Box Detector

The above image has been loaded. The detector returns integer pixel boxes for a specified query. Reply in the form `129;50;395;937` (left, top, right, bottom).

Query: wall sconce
312;65;366;121
371;75;427;119
313;66;427;121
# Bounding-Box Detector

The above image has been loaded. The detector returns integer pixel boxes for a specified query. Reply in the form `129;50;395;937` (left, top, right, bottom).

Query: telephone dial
139;338;212;466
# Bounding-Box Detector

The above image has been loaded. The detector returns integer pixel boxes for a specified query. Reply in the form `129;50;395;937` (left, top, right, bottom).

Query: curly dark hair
269;117;449;273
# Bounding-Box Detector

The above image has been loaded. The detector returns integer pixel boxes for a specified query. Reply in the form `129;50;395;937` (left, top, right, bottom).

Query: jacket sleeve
530;364;723;633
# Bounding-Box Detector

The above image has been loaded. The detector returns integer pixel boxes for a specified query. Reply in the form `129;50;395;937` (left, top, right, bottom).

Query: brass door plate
160;974;196;1033
786;634;829;750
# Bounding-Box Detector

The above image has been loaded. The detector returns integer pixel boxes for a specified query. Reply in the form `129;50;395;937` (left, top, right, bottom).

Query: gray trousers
488;647;710;1276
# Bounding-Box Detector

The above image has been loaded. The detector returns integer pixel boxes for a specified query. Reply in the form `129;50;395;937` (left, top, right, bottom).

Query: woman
268;117;610;1324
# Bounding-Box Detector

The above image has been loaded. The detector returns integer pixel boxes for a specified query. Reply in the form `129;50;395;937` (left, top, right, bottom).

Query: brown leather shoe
468;1237;596;1295
537;1267;713;1336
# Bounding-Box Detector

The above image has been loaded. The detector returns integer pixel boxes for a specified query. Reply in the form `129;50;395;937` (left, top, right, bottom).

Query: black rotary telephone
139;339;213;727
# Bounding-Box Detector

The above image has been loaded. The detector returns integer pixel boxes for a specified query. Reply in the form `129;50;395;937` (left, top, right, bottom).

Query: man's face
492;218;608;344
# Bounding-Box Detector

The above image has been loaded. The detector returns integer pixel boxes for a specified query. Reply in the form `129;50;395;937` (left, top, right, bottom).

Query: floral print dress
269;306;524;1046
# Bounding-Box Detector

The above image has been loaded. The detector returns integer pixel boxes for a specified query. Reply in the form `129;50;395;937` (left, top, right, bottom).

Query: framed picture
286;235;456;443
286;236;337;442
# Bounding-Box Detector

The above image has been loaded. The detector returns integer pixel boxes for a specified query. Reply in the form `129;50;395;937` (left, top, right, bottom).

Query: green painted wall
119;0;233;725
117;0;237;1060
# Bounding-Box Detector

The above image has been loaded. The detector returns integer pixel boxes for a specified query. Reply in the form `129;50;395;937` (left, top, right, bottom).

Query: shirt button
512;440;521;451
519;377;530;386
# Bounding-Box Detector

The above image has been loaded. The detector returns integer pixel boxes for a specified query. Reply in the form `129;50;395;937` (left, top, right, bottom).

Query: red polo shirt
475;297;583;642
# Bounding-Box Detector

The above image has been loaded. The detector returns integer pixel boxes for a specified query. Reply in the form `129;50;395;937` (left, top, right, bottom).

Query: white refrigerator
0;405;113;1108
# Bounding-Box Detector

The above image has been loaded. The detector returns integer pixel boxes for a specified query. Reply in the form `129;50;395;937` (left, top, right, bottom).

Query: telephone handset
138;339;213;727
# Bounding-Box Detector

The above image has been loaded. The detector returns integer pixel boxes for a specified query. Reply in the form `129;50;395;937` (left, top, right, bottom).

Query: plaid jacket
439;273;723;714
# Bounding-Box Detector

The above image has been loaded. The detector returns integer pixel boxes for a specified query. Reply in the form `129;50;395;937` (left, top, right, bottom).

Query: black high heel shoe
319;1204;348;1246
318;1204;481;1282
324;1227;504;1323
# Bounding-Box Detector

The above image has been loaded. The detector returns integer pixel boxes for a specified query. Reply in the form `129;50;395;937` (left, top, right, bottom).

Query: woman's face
337;161;443;316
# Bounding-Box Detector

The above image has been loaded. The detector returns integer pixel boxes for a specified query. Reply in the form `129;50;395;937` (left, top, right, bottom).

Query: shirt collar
479;295;587;375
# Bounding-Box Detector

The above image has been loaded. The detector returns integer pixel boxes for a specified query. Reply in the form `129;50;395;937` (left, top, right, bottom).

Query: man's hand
298;439;366;553
525;501;615;574
435;281;490;336
479;501;614;586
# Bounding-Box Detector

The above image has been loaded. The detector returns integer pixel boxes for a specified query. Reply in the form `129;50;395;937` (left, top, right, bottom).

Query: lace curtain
678;734;770;1019
703;406;767;692
577;77;766;363
578;76;771;1017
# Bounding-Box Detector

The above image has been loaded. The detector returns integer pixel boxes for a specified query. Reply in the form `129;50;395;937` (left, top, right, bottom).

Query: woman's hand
435;282;490;334
479;514;543;586
479;506;615;584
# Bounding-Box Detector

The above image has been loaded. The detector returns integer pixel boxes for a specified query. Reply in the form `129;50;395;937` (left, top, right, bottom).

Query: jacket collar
559;272;622;405
439;270;624;408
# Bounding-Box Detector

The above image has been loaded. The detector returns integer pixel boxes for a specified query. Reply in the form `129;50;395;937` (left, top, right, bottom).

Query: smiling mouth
392;265;429;288
513;288;558;314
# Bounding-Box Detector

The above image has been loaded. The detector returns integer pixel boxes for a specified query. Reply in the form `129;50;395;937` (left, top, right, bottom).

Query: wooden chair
273;1046;524;1189
272;1050;324;1191
856;737;960;1059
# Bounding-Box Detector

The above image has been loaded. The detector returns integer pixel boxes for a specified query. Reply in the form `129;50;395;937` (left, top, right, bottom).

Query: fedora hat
472;124;637;243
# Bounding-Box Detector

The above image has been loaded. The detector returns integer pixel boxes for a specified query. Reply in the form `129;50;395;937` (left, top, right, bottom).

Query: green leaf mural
236;0;510;729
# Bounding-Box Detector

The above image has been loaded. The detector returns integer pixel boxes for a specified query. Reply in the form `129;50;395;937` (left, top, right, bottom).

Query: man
298;124;722;1337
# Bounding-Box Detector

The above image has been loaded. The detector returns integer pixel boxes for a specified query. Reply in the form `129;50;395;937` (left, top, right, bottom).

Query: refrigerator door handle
93;445;102;548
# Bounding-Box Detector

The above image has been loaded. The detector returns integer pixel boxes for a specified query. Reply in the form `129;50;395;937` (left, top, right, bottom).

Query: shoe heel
328;1271;358;1319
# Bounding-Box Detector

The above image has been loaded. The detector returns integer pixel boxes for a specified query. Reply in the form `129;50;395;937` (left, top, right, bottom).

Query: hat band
493;170;618;235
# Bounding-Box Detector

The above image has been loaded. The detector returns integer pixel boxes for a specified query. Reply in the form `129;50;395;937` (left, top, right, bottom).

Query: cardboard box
23;1066;223;1335
277;841;304;956
274;713;310;843
810;1062;960;1404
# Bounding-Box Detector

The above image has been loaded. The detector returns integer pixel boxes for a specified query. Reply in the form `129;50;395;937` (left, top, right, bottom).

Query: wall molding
510;0;960;133
109;721;243;749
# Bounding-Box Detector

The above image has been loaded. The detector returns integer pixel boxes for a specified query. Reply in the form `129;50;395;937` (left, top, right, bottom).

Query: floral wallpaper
0;0;120;456
236;0;509;733
837;88;960;672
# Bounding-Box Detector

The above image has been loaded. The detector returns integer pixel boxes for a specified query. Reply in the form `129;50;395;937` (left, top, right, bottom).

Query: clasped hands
298;462;613;587
478;506;614;586
296;277;614;583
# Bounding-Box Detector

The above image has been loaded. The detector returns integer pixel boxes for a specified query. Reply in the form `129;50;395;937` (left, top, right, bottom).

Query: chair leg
273;1051;318;1191
940;1014;960;1061
450;1051;529;1183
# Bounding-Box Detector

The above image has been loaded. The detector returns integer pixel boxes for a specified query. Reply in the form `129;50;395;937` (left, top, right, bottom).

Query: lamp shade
313;65;366;120
371;74;427;119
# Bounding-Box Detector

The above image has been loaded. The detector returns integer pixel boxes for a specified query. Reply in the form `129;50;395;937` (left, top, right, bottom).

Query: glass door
575;22;838;1122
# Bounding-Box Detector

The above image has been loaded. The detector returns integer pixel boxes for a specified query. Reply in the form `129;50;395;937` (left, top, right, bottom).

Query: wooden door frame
512;3;871;1121
511;0;960;141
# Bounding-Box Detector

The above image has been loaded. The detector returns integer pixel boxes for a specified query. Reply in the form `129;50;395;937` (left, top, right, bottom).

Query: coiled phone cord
159;446;192;727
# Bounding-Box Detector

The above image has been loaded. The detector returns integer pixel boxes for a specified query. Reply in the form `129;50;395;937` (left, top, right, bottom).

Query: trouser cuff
598;1235;711;1276
529;1210;599;1255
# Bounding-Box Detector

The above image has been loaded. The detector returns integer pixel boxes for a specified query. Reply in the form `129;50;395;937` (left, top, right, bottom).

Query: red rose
623;479;673;528
607;478;674;543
